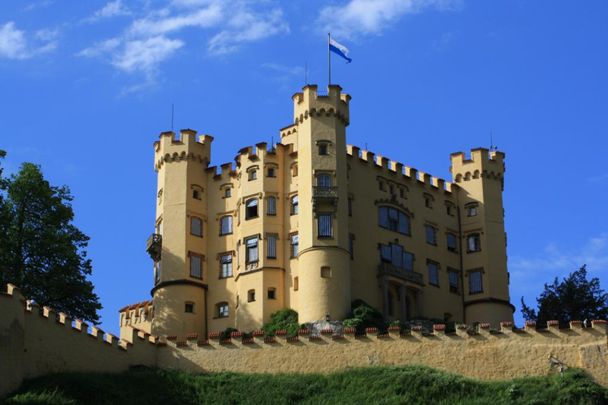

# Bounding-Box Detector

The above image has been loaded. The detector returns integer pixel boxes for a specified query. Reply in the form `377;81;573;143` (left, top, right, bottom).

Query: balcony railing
378;262;424;285
146;233;162;262
313;186;338;211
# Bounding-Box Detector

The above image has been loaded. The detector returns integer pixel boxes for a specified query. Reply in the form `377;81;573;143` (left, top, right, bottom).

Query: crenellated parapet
346;144;457;194
153;129;213;170
292;85;351;126
450;148;505;183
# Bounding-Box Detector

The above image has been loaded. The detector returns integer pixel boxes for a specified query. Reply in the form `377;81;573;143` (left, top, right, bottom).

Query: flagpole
328;32;331;86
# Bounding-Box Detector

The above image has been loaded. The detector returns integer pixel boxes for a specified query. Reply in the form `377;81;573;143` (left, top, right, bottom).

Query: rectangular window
217;303;229;318
448;270;459;293
318;143;328;155
190;217;203;237
267;196;277;215
469;270;483;294
247;290;255;302
267;288;276;300
466;204;478;217
425;225;437;245
224;187;232;198
290;196;299;215
294;276;299;291
380;244;391;262
391;243;403;268
290;234;299;258
316;174;332;187
348;197;353;216
467;234;481;252
427;261;439;286
190;254;202;279
267;167;275;177
185;302;194;313
378;207;410;235
246;199;258;219
267;234;277;259
447;233;458;252
403;251;414;271
245;237;259;264
318;214;333;237
349;233;354;259
220;215;233;235
154;261;161;284
248;170;257;181
220;254;232;278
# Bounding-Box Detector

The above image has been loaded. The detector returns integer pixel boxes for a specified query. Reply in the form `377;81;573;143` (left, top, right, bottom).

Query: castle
119;84;514;339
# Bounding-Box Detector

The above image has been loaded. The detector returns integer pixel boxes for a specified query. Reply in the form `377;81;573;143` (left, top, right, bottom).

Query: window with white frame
467;233;481;252
290;234;299;258
217;302;229;318
220;254;232;278
245;236;259;263
290;195;299;215
220;215;233;235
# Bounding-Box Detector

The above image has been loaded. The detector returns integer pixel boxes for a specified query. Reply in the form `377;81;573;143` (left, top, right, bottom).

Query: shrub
262;309;299;337
343;300;386;335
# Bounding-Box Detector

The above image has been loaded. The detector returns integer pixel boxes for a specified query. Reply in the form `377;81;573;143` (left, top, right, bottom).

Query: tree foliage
521;265;608;327
0;154;101;323
343;299;386;334
262;308;299;337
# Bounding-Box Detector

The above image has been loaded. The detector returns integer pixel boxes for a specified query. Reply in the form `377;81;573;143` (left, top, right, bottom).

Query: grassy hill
3;366;607;405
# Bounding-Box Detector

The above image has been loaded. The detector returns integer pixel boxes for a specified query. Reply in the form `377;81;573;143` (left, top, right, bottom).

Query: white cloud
318;0;462;38
129;4;223;37
96;0;131;19
113;36;184;73
208;8;289;55
0;21;57;60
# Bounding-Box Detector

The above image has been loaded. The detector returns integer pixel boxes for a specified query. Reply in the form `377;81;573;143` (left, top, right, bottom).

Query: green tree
521;265;608;327
0;158;101;323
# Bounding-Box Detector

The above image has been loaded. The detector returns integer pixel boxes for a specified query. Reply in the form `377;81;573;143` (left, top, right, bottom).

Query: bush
343;300;386;334
262;309;299;337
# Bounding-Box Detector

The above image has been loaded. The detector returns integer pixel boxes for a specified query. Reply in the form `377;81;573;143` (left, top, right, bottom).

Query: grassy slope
4;366;608;405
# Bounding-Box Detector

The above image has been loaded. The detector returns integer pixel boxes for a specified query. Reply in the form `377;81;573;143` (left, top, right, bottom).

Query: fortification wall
2;284;607;398
0;285;157;398
157;323;608;387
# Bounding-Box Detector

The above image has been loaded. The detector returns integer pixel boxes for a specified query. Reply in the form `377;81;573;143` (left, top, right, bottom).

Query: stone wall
2;283;607;399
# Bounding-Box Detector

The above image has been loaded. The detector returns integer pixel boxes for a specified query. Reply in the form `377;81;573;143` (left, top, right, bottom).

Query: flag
329;38;352;63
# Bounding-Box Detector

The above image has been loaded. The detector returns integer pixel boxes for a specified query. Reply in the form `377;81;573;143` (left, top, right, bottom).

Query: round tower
149;129;212;337
450;148;514;327
293;85;352;322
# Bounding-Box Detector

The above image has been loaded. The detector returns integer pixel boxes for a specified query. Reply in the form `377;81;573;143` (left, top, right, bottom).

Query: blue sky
1;0;607;332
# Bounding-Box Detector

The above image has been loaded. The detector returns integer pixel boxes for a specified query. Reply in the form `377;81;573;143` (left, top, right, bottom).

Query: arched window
245;198;258;219
220;215;233;235
378;206;410;235
290;195;299;215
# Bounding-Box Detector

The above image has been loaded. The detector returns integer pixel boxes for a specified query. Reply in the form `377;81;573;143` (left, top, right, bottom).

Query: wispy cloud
318;0;462;39
83;0;131;23
128;4;222;36
0;22;57;60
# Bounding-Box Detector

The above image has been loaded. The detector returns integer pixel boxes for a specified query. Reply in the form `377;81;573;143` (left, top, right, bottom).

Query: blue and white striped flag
329;38;352;63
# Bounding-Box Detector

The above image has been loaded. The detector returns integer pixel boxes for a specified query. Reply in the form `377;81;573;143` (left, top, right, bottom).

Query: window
190;254;202;279
446;203;455;216
217;302;229;318
267;196;277;215
157;189;163;205
349;233;354;259
267;288;276;300
321;266;332;278
220;215;233;235
192;185;202;200
427;261;439;286
294;276;299;291
190;216;203;237
379;242;414;271
290;195;299;215
248;169;257;181
290;234;299;258
316;174;332;188
466;203;478;217
291;164;298;177
469;270;483;294
220;254;232;278
154;261;161;285
467;233;481;252
224;187;232;198
267;167;276;177
448;270;459;293
247;289;256;302
318;143;328;155
185;302;194;313
318;214;333;238
447;233;458;252
245;236;259;263
378;206;410;235
425;225;437;245
267;234;277;259
245;198;258;219
348;197;353;216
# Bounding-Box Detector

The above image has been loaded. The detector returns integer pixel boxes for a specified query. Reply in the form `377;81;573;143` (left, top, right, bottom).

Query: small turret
450;148;513;326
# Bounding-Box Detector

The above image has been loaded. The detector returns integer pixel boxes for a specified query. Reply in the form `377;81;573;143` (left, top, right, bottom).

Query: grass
3;366;607;405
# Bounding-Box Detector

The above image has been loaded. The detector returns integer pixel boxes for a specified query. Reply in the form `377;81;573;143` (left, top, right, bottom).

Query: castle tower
450;148;514;326
148;129;213;337
293;85;352;322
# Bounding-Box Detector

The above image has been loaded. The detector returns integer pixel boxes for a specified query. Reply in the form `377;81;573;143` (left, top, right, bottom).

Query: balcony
313;186;338;211
378;262;424;286
146;233;162;262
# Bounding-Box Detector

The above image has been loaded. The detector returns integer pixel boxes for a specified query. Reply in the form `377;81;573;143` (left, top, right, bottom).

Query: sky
1;0;607;333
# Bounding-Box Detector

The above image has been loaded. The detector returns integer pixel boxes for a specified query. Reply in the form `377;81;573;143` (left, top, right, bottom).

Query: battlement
153;129;213;170
450;148;505;183
292;85;351;126
346;144;456;194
